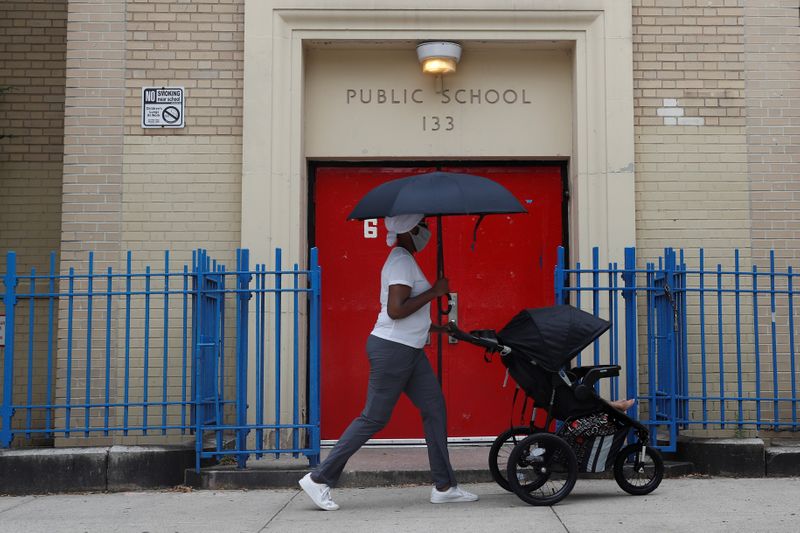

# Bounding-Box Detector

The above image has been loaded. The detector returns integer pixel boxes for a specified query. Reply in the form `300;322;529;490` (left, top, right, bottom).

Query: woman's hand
431;277;450;297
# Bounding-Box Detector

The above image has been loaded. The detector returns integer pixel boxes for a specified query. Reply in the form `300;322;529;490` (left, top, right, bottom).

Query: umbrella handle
439;293;453;316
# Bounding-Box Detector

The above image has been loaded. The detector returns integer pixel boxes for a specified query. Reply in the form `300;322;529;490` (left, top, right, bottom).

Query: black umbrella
347;171;527;382
347;171;527;219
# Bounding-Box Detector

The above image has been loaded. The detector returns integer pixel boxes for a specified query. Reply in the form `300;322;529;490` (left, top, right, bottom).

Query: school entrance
313;164;566;441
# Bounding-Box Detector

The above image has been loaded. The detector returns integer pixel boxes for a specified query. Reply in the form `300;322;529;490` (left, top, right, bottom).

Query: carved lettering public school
345;88;532;105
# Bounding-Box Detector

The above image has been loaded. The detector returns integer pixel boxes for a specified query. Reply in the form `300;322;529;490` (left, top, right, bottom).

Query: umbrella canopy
347;171;526;220
497;305;611;372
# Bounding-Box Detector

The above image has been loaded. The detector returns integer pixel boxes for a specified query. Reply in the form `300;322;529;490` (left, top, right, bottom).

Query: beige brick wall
121;137;242;262
0;0;66;240
61;0;126;269
0;0;66;445
52;0;244;445
634;127;750;259
0;0;66;276
633;0;750;265
118;1;244;443
744;1;800;266
634;0;746;129
741;1;800;428
632;1;755;432
51;0;127;445
123;0;244;258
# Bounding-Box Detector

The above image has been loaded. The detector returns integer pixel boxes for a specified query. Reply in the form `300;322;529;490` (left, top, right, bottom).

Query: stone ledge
677;437;765;477
0;448;107;495
0;446;193;495
107;446;194;492
765;446;800;478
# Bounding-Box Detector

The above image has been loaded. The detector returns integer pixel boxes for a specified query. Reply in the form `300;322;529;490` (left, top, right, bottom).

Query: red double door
314;165;564;440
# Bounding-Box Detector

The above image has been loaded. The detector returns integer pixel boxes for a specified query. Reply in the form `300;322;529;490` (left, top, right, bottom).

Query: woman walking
299;214;478;510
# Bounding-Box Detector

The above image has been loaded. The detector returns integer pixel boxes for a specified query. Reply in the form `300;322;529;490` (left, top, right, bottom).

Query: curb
676;437;800;477
0;446;193;495
183;461;694;490
766;446;800;477
184;467;495;490
2;438;797;495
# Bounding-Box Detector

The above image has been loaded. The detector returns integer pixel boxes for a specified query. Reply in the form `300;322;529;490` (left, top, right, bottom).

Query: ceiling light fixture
416;41;462;75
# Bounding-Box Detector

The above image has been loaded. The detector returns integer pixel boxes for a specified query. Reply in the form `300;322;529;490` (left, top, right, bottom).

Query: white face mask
410;224;431;252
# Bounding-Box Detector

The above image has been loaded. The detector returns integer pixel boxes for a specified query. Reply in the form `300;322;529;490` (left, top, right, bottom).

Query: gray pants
313;335;457;489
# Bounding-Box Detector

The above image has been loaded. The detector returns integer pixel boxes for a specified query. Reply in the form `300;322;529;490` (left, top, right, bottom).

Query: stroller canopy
497;305;610;372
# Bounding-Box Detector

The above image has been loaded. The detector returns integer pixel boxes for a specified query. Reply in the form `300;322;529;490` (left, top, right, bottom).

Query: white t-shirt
370;247;432;348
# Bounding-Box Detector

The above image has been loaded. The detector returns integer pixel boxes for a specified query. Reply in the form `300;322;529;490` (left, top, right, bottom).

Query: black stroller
448;305;664;506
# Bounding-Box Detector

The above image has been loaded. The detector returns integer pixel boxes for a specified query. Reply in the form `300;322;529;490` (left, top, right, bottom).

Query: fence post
555;246;566;305
193;249;204;472
235;249;251;469
1;252;18;448
308;247;321;466
678;250;689;426
621;247;638;423
664;248;678;448
274;248;282;458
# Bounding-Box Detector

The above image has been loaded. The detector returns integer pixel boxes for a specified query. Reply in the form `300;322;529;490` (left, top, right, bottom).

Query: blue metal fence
556;246;800;451
0;248;321;470
5;243;799;461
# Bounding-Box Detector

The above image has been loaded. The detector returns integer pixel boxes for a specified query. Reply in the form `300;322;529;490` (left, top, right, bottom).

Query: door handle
447;293;458;344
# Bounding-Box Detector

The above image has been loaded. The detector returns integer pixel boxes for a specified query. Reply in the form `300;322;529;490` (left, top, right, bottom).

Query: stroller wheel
506;433;577;506
613;443;664;495
489;426;532;492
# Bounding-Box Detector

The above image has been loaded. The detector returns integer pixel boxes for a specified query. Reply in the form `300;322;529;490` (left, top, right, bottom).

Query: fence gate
647;258;680;444
557;246;689;452
192;251;224;448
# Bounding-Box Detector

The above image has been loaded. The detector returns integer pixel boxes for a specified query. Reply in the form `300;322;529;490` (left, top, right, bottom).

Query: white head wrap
385;214;424;246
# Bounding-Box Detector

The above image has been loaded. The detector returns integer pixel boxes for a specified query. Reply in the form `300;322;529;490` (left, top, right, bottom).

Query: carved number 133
422;115;454;131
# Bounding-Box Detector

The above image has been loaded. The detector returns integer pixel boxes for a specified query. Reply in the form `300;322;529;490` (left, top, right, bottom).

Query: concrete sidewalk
1;477;797;533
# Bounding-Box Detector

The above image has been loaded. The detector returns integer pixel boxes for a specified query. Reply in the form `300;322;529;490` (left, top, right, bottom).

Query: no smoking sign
141;87;185;128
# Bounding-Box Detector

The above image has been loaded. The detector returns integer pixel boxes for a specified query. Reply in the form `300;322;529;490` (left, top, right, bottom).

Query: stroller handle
446;321;511;355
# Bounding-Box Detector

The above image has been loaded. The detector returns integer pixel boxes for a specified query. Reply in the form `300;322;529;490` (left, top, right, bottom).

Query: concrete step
184;445;694;489
677;437;800;477
766;445;800;477
0;446;194;495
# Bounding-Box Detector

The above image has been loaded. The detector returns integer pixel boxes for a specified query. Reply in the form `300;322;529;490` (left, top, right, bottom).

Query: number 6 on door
364;218;378;238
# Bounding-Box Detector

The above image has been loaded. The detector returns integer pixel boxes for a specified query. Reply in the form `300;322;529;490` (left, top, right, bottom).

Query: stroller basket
560;413;628;472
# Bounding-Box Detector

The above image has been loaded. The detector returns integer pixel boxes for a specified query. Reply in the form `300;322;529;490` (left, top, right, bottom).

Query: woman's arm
386;278;449;320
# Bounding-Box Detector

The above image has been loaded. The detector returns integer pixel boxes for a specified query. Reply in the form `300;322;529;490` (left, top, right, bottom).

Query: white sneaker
299;473;339;511
430;485;479;504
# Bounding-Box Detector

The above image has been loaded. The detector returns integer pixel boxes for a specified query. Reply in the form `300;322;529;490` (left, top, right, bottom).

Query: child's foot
610;399;635;411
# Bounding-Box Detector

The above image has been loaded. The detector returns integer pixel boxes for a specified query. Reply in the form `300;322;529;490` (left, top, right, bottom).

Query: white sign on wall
141;87;185;128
